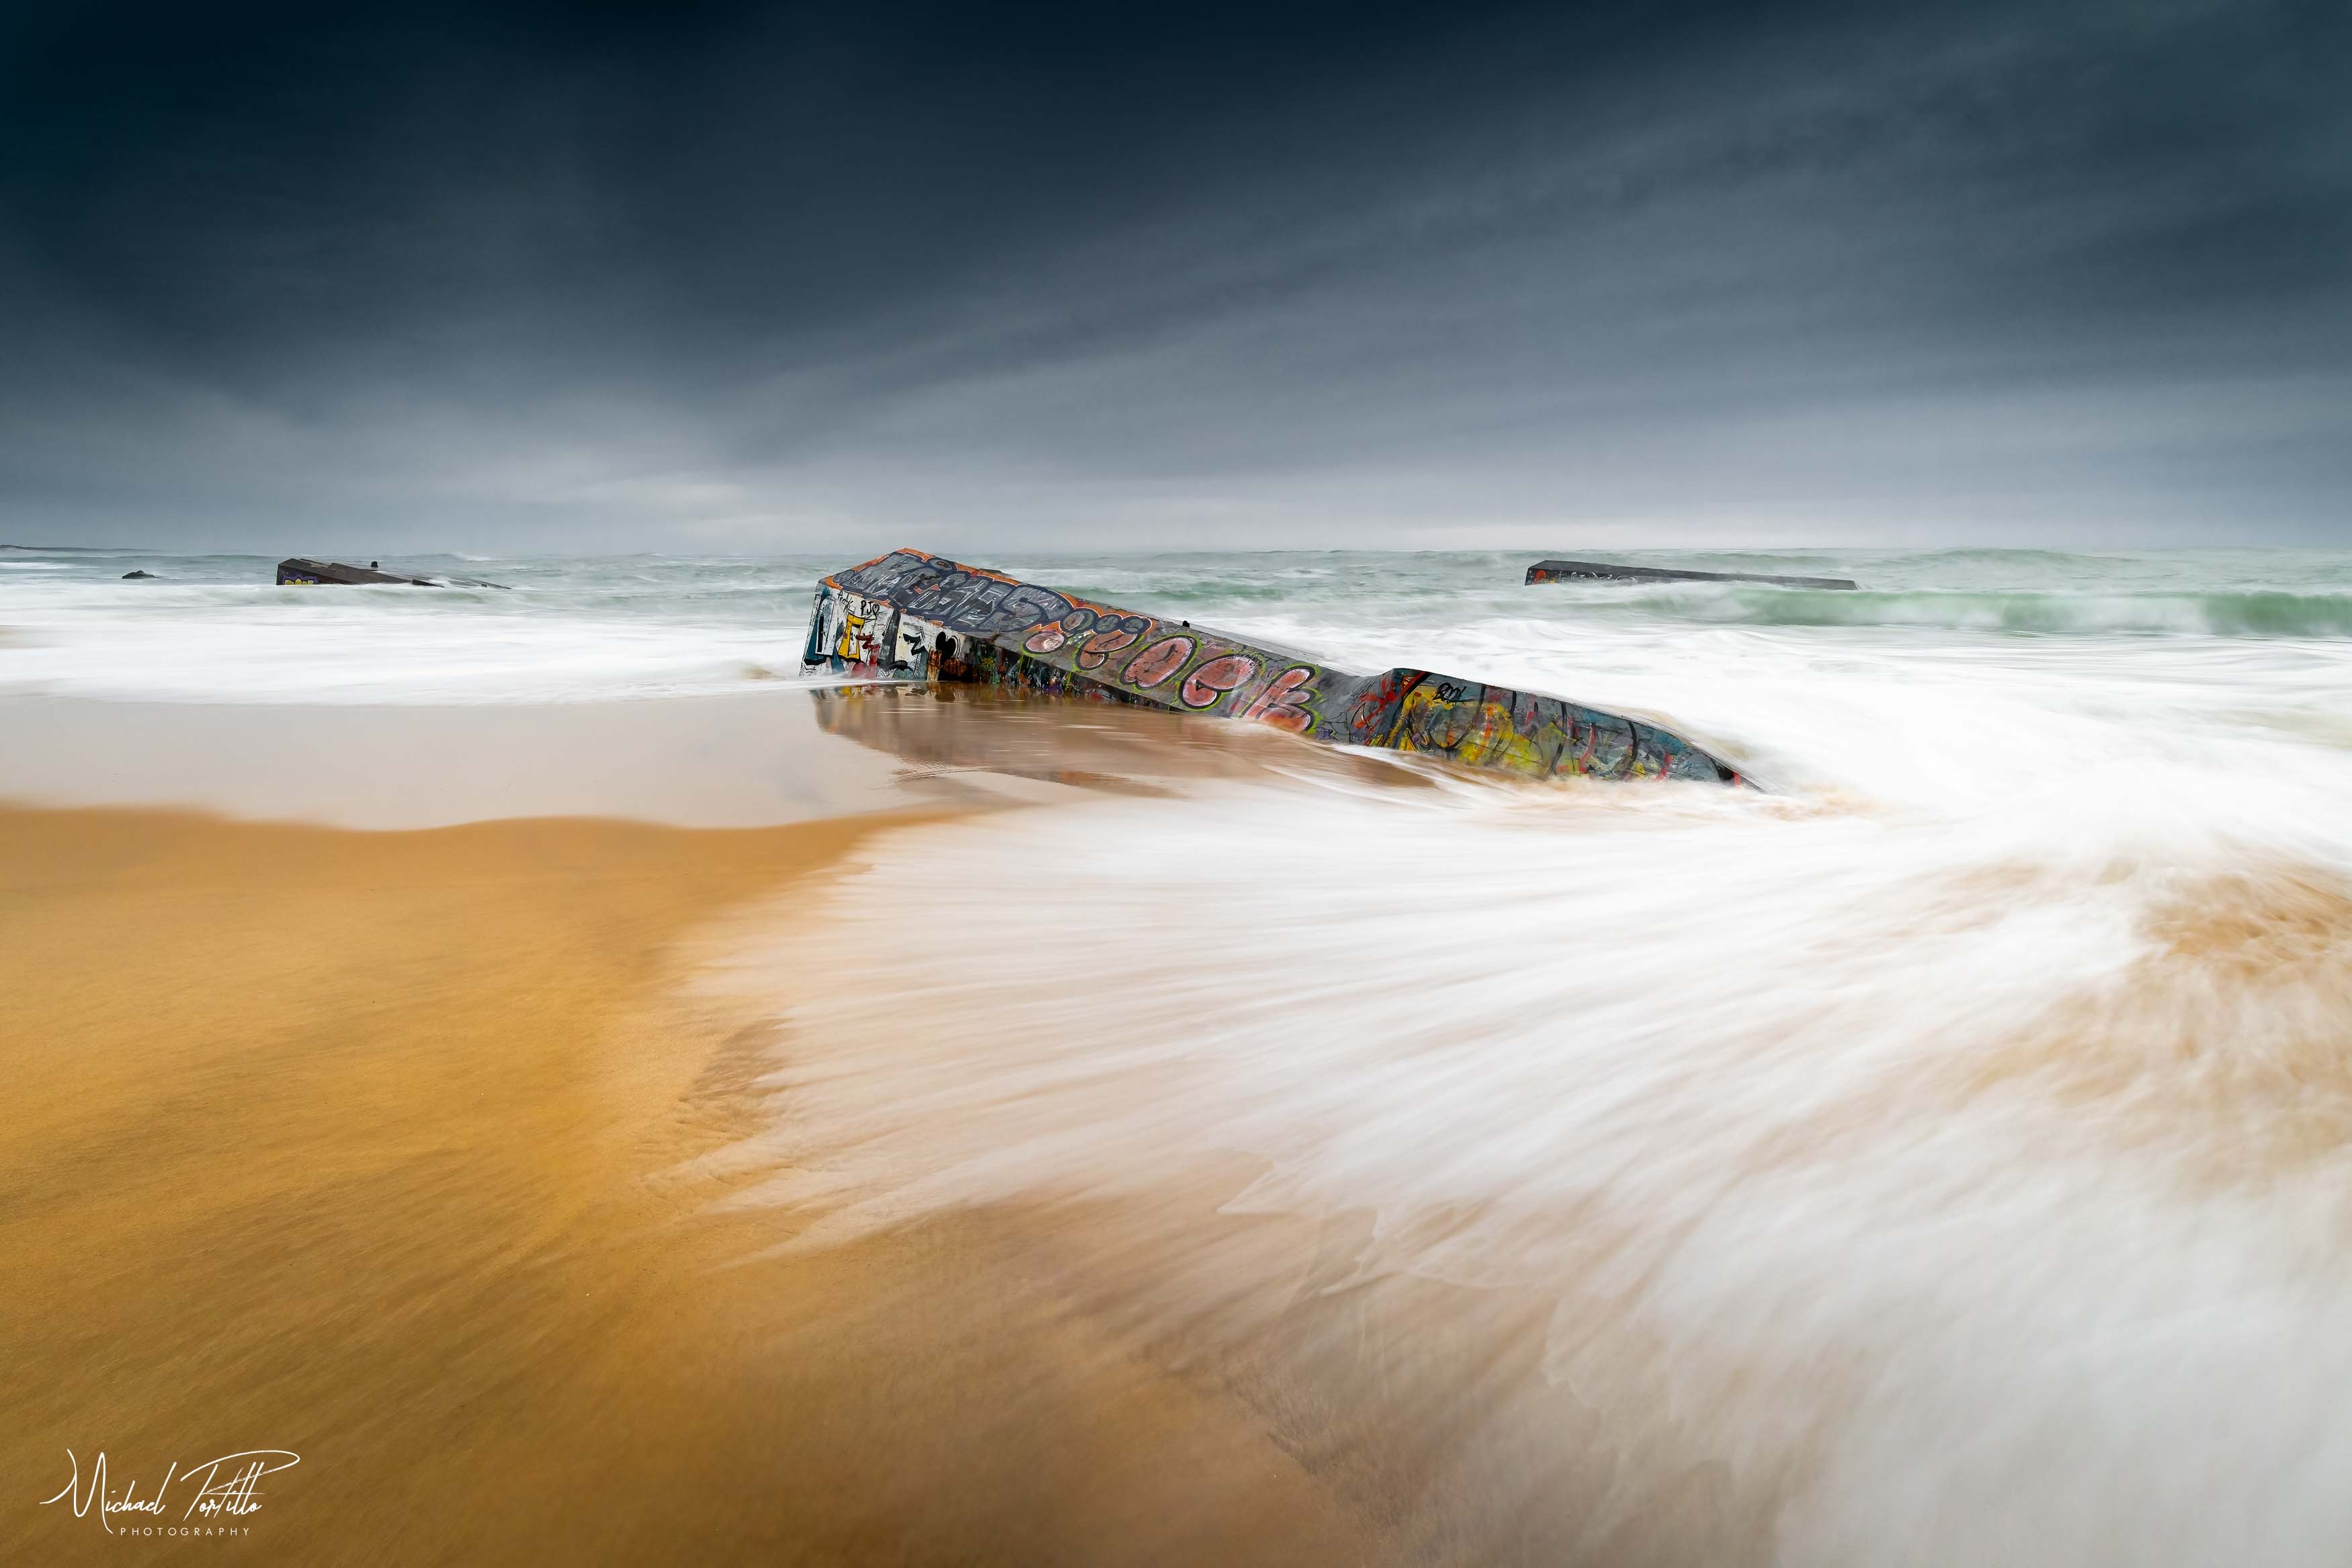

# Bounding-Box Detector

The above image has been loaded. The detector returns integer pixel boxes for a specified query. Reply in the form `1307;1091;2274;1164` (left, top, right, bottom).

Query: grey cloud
2;0;2346;549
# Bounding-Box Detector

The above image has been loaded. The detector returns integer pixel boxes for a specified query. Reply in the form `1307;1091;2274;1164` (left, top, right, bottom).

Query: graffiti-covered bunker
802;549;1742;786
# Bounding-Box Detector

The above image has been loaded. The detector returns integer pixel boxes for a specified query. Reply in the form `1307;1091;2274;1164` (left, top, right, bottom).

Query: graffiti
888;615;930;674
1181;653;1259;709
1122;635;1195;689
854;560;1080;639
799;550;1742;787
1238;665;1316;733
1379;679;1657;779
802;588;837;667
1077;615;1148;669
1344;668;1421;744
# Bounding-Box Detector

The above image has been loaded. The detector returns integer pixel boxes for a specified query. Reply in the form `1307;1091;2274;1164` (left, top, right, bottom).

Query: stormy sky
3;0;2347;552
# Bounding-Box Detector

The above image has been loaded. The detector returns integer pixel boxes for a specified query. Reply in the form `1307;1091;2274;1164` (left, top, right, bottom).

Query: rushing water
13;542;2352;1563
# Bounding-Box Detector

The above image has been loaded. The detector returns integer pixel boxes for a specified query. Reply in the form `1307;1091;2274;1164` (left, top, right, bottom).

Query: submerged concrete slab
802;549;1742;785
276;557;431;586
1526;559;1857;590
275;558;511;589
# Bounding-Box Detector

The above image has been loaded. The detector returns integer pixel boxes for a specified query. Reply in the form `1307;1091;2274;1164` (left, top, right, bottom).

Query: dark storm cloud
2;0;2347;548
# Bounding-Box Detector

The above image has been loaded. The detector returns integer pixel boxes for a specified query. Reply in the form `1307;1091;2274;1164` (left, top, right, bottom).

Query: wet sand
1;799;1381;1563
0;690;950;826
0;685;1409;828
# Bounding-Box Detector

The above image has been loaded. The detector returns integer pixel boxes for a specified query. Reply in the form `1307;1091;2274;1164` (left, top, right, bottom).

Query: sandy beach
1;697;1383;1565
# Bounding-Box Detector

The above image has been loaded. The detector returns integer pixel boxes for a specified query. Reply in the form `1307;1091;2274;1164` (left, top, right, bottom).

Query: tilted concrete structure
802;549;1742;786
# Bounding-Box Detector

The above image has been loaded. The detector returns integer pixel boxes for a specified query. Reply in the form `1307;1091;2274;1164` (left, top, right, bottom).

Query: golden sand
1;806;1378;1564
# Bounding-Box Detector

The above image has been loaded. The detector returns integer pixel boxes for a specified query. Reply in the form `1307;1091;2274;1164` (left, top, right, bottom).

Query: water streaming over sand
12;543;2352;1561
747;550;2352;1565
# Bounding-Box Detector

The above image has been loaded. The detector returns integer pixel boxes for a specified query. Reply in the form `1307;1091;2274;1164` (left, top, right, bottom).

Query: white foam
0;576;825;703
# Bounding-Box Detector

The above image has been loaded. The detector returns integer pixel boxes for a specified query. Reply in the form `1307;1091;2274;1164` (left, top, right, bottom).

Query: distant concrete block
1526;559;1857;590
802;549;1742;785
274;558;508;588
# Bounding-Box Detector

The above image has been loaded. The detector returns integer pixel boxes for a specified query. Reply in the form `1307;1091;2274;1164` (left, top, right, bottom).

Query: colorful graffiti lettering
1180;653;1259;709
1122;635;1195;689
1238;665;1316;733
1345;668;1421;744
834;609;870;660
1077;615;1148;670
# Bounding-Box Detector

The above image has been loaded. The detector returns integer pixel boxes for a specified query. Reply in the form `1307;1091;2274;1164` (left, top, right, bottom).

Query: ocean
9;544;2352;708
11;542;2352;1563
